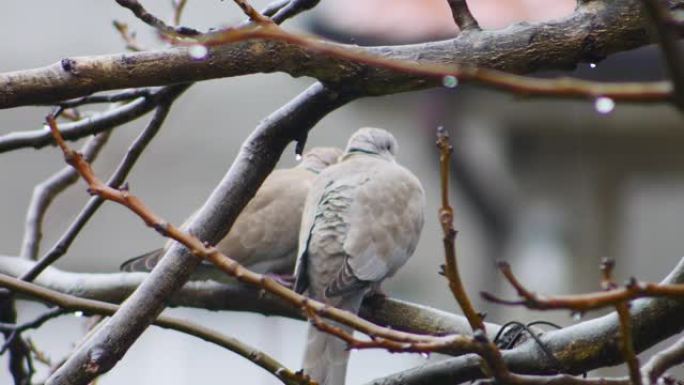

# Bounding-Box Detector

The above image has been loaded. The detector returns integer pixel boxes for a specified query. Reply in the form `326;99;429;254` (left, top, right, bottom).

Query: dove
121;146;343;283
294;127;425;385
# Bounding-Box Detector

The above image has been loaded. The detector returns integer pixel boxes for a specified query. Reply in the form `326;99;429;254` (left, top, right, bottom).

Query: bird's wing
295;157;425;298
217;167;314;271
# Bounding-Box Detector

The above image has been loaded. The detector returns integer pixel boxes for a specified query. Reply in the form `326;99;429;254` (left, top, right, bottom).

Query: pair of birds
122;127;426;385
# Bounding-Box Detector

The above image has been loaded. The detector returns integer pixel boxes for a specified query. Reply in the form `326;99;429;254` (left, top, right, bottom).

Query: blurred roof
310;0;577;44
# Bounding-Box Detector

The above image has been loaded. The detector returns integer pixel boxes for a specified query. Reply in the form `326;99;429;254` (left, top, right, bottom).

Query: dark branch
446;0;480;31
20;84;189;282
640;0;684;110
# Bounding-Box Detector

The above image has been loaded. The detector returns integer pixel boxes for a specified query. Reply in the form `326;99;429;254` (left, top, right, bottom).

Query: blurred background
1;0;683;383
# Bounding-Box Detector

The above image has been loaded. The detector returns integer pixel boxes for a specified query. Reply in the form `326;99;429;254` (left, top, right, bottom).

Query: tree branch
0;86;180;154
0;273;312;385
20;132;111;260
0;255;501;338
367;257;684;385
45;82;356;385
446;0;480;31
20;84;189;282
0;0;679;108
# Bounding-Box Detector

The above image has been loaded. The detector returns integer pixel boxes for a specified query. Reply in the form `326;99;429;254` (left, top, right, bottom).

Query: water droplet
189;45;208;60
42;124;51;131
420;352;431;359
442;75;459;89
594;97;615;114
74;310;84;318
589;63;597;69
295;153;303;161
571;311;584;321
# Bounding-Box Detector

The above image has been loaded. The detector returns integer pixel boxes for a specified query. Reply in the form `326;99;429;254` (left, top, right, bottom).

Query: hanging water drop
594;97;615;114
571;311;584;321
295;153;303;161
189;45;208;60
420;352;431;359
74;310;84;318
589;63;597;69
442;75;459;89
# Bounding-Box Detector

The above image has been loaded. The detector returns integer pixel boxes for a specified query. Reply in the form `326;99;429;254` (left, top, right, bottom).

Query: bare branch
270;0;319;24
20;132;111;260
481;261;684;312
0;255;501;338
0;1;677;108
114;0;200;36
435;127;484;332
369;258;684;385
446;0;480;31
232;0;273;24
0;86;180;154
641;0;684;110
20;84;189;282
0;308;68;354
0;273;311;385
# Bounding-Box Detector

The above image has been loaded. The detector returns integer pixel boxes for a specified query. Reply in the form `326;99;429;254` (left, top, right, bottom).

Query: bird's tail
302;322;351;385
302;293;364;385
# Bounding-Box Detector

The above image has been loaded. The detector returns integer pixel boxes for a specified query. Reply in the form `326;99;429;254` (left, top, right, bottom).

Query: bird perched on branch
294;127;425;385
121;147;343;283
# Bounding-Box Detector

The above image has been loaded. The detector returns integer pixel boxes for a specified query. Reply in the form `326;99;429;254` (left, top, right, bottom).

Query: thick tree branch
0;255;500;338
368;257;684;385
0;0;679;108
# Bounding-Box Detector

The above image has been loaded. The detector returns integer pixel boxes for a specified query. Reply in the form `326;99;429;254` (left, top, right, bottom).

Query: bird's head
344;127;398;161
300;146;343;173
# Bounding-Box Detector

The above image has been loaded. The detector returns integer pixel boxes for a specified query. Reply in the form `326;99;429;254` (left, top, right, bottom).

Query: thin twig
641;0;684;110
0;308;68;354
270;0;319;24
52;88;153;109
232;0;273;24
20;84;189;282
20;132;111;260
0;86;180;154
446;0;480;31
601;259;641;385
436;127;484;332
112;21;145;52
114;0;200;36
172;0;189;26
0;273;312;385
481;261;684;312
641;334;684;384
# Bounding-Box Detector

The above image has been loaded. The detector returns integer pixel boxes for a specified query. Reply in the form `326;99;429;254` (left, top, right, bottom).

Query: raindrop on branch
295;153;303;161
189;45;209;60
442;75;459;89
589;63;597;69
594;97;615;114
74;310;84;318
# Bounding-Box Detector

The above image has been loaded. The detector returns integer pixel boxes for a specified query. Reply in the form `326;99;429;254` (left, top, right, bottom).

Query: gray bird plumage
120;147;343;282
295;127;425;385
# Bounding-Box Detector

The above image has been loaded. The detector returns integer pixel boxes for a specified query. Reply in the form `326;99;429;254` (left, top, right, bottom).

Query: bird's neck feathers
344;148;395;162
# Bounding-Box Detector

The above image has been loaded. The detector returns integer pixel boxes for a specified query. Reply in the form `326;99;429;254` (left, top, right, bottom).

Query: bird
120;146;343;283
294;127;425;385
